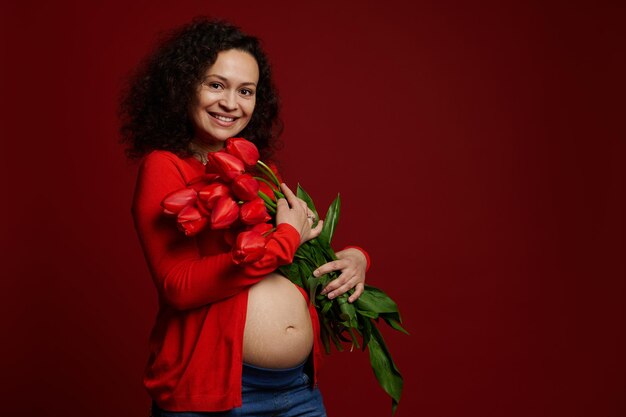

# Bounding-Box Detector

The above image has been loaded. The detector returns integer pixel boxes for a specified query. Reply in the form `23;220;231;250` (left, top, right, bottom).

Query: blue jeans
151;362;327;417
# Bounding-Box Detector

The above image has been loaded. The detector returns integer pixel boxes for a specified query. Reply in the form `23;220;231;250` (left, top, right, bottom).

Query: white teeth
212;113;235;122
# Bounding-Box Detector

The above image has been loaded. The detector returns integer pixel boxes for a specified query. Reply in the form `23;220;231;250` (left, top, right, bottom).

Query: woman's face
189;49;259;150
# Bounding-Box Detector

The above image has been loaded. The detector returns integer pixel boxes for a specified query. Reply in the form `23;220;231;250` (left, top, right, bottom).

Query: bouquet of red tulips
161;138;408;414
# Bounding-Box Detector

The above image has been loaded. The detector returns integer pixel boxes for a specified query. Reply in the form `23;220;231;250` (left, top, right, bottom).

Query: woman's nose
219;91;238;111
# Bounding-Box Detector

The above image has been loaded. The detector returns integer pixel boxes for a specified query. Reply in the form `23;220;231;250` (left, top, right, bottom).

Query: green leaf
298;262;314;295
356;309;379;319
312;246;330;268
360;316;372;350
382;316;410;335
355;285;401;315
368;324;403;414
306;275;322;304
337;295;358;328
319;318;331;354
294;242;313;259
279;263;303;287
321;299;333;314
319;194;341;246
347;327;361;350
329;325;344;352
296;184;319;228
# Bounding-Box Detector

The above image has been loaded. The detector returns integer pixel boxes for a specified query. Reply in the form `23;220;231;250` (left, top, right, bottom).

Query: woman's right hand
275;183;323;245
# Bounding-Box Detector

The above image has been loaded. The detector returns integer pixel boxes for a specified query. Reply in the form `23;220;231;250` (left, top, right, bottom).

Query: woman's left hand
313;248;367;303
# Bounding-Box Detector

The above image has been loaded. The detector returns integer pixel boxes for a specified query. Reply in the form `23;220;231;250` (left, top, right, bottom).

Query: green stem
256;160;281;187
320;317;334;354
329;325;344;352
258;191;277;212
348;327;361;350
254;176;278;192
262;227;276;237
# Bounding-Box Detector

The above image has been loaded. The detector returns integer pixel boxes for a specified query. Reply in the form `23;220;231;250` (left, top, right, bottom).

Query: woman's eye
204;81;223;90
239;88;254;96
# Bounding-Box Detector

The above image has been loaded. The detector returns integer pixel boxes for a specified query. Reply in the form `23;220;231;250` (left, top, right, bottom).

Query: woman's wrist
340;245;371;272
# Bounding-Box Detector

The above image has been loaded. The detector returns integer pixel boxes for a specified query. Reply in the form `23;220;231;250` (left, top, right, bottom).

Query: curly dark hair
118;17;282;161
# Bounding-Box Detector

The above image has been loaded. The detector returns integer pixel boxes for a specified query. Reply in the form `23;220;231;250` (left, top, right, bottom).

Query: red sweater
131;150;323;411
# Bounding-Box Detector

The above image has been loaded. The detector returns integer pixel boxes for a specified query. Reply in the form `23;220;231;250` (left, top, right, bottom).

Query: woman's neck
188;139;223;165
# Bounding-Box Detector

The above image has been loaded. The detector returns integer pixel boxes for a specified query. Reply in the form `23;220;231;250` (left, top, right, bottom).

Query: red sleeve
131;151;301;310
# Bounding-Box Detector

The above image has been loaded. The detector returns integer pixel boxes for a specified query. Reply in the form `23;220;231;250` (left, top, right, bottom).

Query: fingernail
313;270;319;277
328;293;335;299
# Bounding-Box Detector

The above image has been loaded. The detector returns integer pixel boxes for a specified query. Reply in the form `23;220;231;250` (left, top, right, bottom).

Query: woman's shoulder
142;149;182;164
137;149;203;187
139;149;188;170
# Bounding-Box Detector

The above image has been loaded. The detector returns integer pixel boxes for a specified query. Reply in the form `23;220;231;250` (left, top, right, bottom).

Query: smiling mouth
209;112;238;122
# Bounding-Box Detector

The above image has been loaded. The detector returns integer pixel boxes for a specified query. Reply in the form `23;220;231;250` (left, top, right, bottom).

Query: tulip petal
176;205;208;236
198;182;231;209
225;137;260;167
187;173;220;190
231;173;260;201
248;222;273;235
210;196;240;229
206;151;245;181
196;201;211;217
161;188;198;215
240;198;271;225
232;230;267;265
177;216;208;236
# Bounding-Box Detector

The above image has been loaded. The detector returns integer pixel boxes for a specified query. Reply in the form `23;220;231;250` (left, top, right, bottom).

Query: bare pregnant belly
243;273;314;368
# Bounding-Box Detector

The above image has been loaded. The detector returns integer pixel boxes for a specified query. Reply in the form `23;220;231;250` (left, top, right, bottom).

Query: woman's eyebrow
205;74;257;87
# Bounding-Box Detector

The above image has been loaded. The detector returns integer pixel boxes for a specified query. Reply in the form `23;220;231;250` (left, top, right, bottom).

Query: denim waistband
242;361;306;388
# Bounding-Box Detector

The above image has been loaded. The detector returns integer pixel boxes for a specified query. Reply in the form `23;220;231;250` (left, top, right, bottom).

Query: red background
1;1;624;416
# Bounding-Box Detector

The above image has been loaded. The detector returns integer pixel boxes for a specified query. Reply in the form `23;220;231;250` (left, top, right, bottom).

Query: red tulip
187;173;220;191
161;188;197;216
202;164;222;180
240;198;271;225
225;137;260;167
176;204;208;236
195;200;211;217
204;172;221;182
248;222;273;235
210;196;240;229
232;230;267;265
187;174;207;188
222;227;241;247
231;173;260;201
198;182;231;209
206;151;245;181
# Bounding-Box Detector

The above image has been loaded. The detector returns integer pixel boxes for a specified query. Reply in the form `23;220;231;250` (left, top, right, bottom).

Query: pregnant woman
120;18;370;416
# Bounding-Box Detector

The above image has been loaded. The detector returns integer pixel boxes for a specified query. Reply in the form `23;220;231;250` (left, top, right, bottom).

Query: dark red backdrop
1;1;624;416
